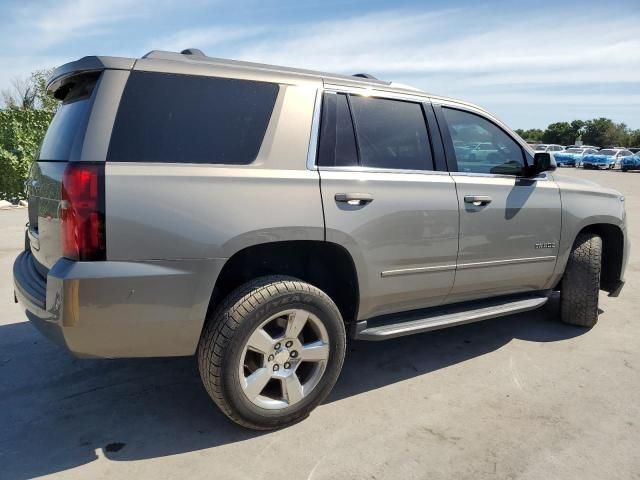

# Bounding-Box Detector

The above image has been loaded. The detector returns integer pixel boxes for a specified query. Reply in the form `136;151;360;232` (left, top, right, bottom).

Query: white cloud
225;7;640;127
150;25;267;52
1;2;638;127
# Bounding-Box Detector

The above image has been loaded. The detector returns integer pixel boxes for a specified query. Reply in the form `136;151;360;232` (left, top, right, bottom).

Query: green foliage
0;108;54;201
515;128;544;142
582;118;629;147
0;69;57;201
519;118;637;148
628;129;640;147
542;122;578;145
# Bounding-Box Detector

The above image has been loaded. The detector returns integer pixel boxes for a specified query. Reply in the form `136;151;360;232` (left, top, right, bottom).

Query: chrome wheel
239;308;330;409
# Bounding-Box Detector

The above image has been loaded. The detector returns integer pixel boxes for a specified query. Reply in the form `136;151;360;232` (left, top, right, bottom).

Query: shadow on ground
0;296;588;479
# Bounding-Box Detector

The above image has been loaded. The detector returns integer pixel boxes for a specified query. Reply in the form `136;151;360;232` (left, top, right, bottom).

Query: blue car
554;147;598;167
582;149;634;170
621;154;640;171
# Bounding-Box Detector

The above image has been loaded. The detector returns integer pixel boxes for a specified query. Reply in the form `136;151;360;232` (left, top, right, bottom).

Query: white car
533;144;565;153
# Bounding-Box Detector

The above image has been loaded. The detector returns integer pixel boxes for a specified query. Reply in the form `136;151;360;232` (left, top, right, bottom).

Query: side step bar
353;295;549;341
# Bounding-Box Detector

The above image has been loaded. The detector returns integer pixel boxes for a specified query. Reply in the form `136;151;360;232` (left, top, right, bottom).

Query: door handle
335;193;374;206
464;195;492;206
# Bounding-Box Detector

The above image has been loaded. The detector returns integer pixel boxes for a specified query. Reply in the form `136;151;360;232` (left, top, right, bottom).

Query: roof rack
141;49;394;87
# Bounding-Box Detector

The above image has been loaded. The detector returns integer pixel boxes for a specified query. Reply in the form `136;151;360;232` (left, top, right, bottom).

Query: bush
0;70;56;202
0;108;54;201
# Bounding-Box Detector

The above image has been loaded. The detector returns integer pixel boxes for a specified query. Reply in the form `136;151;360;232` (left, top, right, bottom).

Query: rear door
316;89;459;320
434;103;562;303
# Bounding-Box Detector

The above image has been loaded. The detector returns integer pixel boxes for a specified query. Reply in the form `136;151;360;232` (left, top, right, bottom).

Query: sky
0;0;638;129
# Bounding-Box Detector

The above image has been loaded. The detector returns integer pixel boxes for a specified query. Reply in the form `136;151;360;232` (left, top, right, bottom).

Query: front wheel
197;276;346;430
560;233;602;327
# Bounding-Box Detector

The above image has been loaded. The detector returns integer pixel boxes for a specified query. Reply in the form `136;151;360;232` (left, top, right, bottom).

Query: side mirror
527;152;556;176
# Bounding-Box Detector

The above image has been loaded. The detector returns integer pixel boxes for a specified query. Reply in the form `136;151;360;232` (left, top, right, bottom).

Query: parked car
621;154;640;171
565;145;598;150
582;149;635;169
554;147;599;167
533;144;565;152
13;49;629;430
455;142;500;162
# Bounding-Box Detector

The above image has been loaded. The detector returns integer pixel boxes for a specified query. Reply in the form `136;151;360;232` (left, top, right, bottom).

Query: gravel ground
0;168;638;480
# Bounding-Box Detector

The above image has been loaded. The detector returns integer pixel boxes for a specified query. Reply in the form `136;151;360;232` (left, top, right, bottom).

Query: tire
622;167;628;172
560;233;602;327
197;275;346;430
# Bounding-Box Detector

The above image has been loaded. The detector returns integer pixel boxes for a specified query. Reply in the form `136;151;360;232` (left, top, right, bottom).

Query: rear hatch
26;72;101;272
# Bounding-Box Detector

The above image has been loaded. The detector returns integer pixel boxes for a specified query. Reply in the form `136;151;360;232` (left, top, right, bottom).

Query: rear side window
38;73;100;161
317;93;358;167
108;72;279;164
349;96;433;171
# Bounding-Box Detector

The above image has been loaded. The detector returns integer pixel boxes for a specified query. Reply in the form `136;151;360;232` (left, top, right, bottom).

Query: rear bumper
13;250;225;358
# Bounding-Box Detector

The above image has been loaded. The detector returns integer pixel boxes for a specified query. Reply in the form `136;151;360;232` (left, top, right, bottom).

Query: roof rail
139;50;397;87
352;73;379;80
180;48;206;57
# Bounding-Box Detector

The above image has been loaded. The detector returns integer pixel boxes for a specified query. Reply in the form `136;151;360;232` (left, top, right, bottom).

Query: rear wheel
197;276;346;430
560;233;602;327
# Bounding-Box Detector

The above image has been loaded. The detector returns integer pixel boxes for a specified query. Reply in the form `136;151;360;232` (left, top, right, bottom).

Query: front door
436;104;562;303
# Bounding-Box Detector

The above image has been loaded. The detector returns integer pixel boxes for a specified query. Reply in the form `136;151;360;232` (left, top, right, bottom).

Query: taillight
60;162;106;261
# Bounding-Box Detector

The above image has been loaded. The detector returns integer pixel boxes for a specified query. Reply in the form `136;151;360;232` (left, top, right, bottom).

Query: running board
353;295;549;341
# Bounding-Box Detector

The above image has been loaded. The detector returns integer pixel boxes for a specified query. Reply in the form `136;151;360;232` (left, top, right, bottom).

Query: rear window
107;72;279;164
38;73;99;161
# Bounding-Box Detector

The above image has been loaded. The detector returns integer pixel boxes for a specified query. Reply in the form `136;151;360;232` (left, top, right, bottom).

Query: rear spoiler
47;56;135;98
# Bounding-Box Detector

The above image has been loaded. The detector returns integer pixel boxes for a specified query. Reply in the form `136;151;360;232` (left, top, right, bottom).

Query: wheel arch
555;222;625;294
207;240;360;326
578;223;625;293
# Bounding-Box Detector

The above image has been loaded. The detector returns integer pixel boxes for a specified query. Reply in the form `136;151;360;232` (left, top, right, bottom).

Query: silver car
13;49;629;430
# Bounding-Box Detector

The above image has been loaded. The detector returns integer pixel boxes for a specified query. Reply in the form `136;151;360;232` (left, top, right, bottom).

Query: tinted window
317;93;358;167
443;107;525;175
108;72;278;164
349;96;433;170
38;73;99;161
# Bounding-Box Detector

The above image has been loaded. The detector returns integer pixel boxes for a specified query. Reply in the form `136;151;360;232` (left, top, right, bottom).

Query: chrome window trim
433;99;536;159
310;85;441;175
451;171;550;181
323;83;429;103
306;87;323;171
317;165;450;176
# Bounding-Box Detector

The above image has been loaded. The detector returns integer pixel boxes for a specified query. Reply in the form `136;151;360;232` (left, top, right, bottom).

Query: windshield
565;148;584;153
597;149;616;156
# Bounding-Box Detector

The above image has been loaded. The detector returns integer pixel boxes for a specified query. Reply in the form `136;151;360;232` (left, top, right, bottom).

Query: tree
628;129;640;147
0;69;57;201
515;128;544;142
582;118;628;147
542;122;573;145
